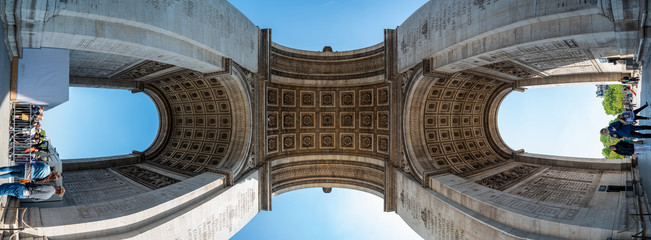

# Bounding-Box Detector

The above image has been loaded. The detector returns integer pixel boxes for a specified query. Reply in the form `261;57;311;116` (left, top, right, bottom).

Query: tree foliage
602;85;625;115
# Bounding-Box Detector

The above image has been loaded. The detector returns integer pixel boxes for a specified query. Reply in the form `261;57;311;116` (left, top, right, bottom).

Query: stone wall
429;170;636;239
8;0;259;73
397;0;635;74
395;169;535;240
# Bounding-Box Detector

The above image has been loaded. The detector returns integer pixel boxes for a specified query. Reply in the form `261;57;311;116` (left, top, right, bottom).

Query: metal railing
9;103;45;174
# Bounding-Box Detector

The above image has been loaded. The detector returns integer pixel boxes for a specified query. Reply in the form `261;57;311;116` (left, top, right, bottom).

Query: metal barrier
9;103;47;174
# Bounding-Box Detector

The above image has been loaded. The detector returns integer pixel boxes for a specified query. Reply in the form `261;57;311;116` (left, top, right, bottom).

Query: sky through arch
40;87;158;159
497;85;613;158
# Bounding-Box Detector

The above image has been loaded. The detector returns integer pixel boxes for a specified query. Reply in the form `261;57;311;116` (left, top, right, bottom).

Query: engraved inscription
400;190;467;239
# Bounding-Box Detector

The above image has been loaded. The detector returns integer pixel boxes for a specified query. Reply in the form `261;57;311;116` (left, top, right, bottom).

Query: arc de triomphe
1;0;647;239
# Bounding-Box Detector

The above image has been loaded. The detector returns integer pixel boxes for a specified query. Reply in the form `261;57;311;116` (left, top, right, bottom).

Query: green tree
600;117;625;159
602;85;625;115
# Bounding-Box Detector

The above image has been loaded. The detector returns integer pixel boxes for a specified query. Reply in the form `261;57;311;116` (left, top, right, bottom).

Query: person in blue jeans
0;161;60;183
0;183;64;201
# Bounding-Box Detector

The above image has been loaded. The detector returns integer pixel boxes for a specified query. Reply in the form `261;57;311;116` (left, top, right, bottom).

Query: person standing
601;119;651;139
0;161;60;183
609;141;651;156
619;102;650;123
0;183;64;201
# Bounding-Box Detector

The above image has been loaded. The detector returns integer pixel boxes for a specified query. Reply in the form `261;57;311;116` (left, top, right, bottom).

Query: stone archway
4;0;649;239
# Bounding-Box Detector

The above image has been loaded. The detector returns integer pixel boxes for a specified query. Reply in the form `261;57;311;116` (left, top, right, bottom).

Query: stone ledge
62;154;141;171
515;153;631;170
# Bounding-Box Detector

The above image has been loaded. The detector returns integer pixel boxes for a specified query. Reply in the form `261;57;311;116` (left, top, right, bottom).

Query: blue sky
39;1;613;239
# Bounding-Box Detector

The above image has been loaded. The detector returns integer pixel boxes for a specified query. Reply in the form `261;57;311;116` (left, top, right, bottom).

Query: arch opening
497;85;617;158
233;187;422;240
41;87;159;159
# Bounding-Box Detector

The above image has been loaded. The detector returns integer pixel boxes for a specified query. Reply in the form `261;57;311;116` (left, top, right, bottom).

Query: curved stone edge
269;42;386;86
142;85;173;159
62;154;140;172
484;84;515;159
269;155;386;198
515;152;631;170
402;66;427;183
210;63;254;181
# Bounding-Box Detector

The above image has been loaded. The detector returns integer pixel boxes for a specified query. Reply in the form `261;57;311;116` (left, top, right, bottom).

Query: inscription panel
488;194;579;220
397;171;470;240
61;169;150;207
508;167;602;207
174;185;257;240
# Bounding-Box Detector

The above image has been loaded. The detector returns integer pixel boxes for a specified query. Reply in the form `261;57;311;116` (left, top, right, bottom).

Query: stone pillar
385;28;399;212
257;29;272;211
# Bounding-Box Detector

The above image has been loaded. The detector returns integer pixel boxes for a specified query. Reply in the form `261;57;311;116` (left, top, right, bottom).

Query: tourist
0;183;64;201
0;161;60;183
600;120;651;139
624;85;637;96
621;76;639;84
609;140;651;156
619;102;649;123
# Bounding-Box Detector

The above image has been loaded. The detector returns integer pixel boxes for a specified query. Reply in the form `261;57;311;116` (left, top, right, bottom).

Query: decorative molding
482;61;540;79
114;165;179;189
113;60;174;80
270;43;385;82
266;83;390;160
271;160;385;196
475;164;542;191
508;167;603;208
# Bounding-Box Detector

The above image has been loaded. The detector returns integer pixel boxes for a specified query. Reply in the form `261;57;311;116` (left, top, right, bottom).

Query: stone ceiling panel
147;71;234;176
266;82;390;160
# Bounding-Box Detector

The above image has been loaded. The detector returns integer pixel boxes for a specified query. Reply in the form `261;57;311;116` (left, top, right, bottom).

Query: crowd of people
0;104;64;201
602;77;651;157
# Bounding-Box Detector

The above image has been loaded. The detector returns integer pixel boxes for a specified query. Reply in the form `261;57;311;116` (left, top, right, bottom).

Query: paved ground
0;20;13;208
636;57;651;203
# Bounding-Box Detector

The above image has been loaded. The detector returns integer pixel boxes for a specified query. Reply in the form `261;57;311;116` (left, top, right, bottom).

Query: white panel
17;48;70;108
